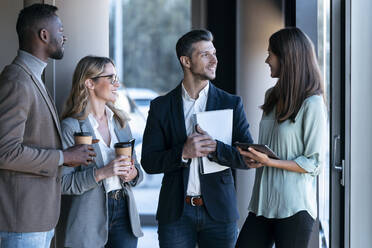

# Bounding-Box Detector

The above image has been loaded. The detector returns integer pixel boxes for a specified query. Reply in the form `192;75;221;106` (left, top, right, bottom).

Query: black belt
108;189;124;200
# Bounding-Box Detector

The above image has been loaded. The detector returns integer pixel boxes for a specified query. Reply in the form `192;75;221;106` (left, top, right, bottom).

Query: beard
50;47;64;60
49;37;64;60
50;49;64;60
50;50;63;59
190;65;216;81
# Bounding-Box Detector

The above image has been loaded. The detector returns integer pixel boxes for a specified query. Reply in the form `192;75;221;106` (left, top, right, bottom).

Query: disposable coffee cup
74;132;93;145
114;139;135;164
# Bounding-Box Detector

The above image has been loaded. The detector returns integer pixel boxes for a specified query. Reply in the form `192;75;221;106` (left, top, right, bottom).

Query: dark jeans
235;211;315;248
158;203;237;248
105;192;137;248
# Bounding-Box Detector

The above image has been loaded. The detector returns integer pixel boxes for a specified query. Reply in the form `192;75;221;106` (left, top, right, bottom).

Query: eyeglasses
91;74;119;85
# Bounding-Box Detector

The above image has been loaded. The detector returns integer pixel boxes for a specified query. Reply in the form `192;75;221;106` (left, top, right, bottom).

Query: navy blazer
141;83;253;224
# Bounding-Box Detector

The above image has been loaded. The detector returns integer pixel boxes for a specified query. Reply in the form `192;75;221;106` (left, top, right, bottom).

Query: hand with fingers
63;143;97;167
182;124;217;160
94;155;132;182
237;147;269;169
119;159;138;183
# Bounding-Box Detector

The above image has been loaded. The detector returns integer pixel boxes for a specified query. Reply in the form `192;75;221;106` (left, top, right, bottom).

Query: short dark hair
176;29;214;60
16;4;58;45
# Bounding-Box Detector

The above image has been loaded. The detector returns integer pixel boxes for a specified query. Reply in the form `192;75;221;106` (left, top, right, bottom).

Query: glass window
109;0;191;246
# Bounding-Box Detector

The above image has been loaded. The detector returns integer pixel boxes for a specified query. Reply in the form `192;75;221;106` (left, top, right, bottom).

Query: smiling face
188;40;218;81
89;63;120;103
265;46;281;78
46;15;66;60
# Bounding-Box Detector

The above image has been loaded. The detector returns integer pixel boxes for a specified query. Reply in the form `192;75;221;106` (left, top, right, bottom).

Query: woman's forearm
266;159;307;173
94;167;107;182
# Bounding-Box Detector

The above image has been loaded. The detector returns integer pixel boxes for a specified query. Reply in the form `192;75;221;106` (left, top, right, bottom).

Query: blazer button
56;177;60;183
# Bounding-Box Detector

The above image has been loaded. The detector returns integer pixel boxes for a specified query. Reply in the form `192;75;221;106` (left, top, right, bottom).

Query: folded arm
60;122;99;195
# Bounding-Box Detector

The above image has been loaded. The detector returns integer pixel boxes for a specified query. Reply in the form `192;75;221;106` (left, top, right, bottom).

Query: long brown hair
61;55;129;128
261;27;324;122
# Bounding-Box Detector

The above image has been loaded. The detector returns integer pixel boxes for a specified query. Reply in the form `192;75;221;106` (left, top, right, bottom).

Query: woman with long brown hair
235;27;327;248
59;56;143;248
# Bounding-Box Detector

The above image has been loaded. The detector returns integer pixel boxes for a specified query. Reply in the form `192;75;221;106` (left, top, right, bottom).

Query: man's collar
181;81;210;101
17;50;47;80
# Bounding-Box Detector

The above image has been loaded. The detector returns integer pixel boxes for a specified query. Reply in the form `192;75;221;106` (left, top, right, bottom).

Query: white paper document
194;109;233;174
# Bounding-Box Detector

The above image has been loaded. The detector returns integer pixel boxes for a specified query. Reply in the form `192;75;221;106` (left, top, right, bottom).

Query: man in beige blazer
0;4;95;248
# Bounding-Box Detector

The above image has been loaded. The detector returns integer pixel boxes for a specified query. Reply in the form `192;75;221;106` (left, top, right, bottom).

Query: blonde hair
61;55;129;128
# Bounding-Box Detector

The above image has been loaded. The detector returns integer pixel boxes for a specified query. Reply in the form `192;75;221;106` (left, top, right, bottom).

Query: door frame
330;0;349;247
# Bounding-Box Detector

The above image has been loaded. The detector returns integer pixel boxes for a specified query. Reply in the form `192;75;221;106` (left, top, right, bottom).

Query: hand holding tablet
234;142;279;160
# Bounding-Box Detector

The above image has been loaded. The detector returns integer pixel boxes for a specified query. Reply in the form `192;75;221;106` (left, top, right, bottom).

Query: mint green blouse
248;94;327;219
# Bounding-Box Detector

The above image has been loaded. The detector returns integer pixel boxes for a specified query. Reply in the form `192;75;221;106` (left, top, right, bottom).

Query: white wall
236;0;283;229
51;0;109;112
0;0;23;71
0;0;109;113
349;0;372;247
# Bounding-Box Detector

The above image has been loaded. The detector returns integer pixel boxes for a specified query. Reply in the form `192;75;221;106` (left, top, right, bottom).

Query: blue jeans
105;192;138;248
158;203;238;248
0;229;54;248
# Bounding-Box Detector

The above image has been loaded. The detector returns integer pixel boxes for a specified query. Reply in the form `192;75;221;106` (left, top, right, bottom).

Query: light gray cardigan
58;117;143;248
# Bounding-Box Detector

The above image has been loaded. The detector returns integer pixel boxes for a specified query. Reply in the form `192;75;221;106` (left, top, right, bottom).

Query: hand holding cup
114;139;135;164
94;155;132;182
63;132;98;167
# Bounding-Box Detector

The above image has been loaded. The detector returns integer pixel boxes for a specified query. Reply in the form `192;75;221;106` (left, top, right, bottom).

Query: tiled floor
133;182;161;247
132;188;160;214
138;226;159;248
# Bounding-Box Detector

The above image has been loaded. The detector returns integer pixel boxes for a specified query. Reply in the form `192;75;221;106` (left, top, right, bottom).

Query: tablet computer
234;142;280;160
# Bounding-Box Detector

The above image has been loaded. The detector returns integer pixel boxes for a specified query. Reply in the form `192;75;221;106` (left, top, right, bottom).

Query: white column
235;0;284;229
0;0;23;71
51;0;110;112
113;0;123;81
349;0;372;247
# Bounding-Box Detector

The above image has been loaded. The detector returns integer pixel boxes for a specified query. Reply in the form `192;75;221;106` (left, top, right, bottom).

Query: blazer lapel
79;119;105;168
14;59;62;138
113;120;127;143
170;84;187;142
31;74;62;132
205;83;219;111
170;84;191;191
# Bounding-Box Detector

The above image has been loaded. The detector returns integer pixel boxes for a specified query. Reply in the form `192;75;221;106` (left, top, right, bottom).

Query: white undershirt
182;82;209;196
88;107;122;193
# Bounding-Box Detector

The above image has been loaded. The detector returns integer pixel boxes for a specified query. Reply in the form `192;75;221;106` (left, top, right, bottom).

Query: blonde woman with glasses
58;56;143;248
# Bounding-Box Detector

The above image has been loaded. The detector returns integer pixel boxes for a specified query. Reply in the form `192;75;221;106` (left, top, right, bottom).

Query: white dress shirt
88;107;122;193
182;82;209;196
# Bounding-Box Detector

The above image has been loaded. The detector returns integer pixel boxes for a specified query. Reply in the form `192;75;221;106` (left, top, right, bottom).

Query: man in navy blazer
141;29;253;248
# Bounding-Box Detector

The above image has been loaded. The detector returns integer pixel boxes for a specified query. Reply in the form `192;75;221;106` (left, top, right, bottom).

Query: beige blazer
0;55;62;232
